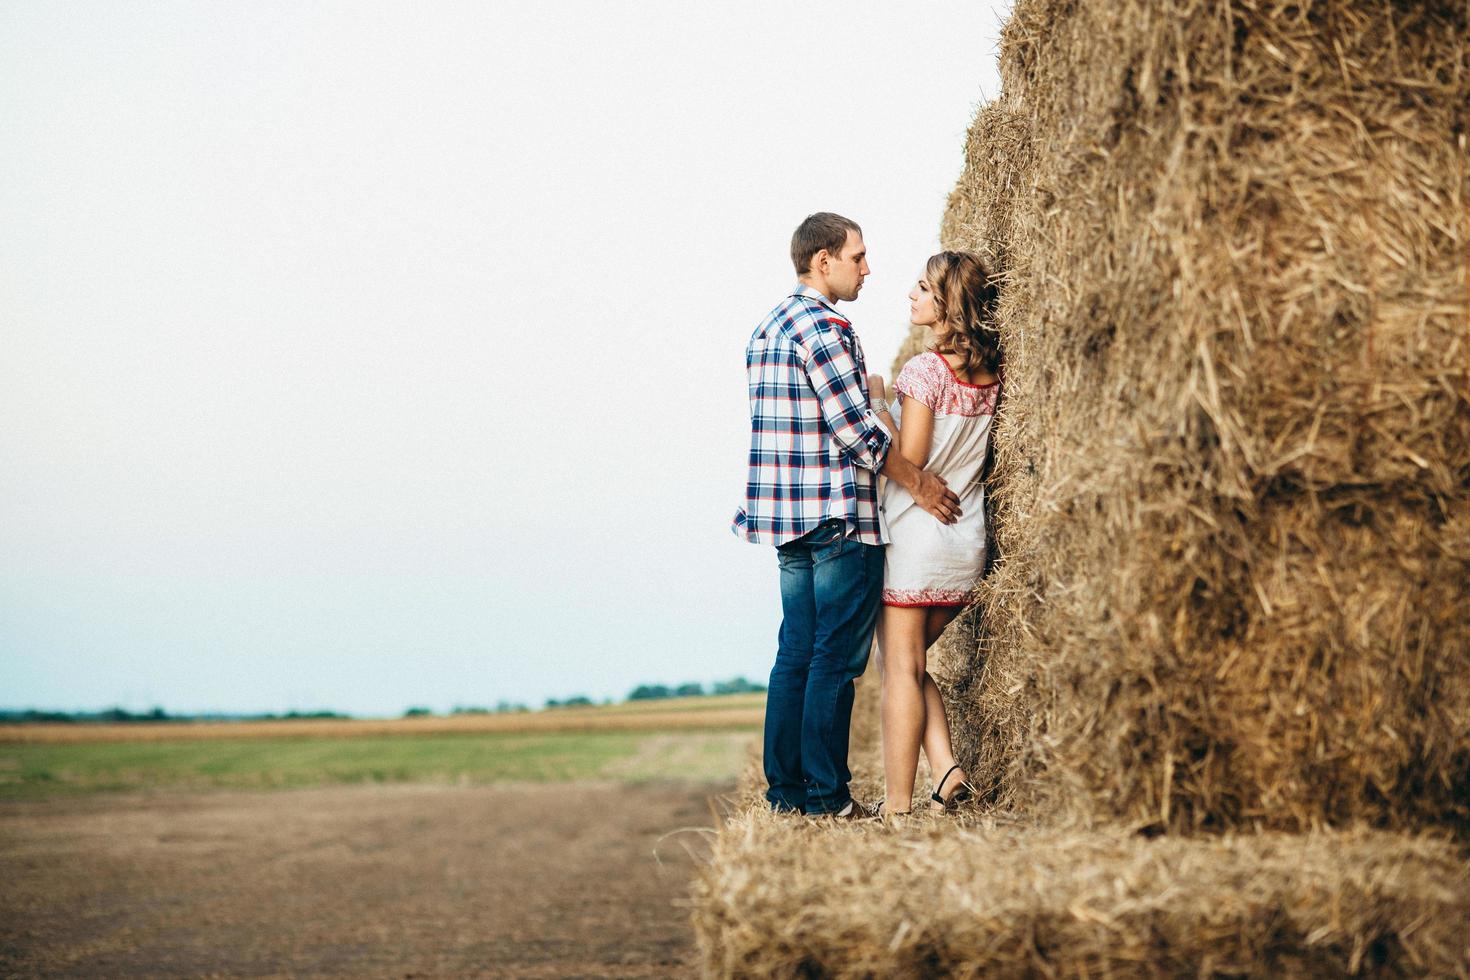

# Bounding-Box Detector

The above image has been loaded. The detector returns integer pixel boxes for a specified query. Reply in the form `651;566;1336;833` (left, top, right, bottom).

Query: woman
869;250;1001;816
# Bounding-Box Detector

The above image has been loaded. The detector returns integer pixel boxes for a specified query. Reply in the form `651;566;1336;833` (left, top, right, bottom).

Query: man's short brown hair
791;212;862;275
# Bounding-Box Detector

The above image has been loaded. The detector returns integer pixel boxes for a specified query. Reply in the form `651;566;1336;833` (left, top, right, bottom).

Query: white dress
881;351;999;606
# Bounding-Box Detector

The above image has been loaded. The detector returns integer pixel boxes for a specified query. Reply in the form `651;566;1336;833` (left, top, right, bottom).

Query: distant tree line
450;701;532;715
542;696;597;709
402;701;539;717
4;677;768;724
0;707;349;724
403;677;767;717
627;676;766;701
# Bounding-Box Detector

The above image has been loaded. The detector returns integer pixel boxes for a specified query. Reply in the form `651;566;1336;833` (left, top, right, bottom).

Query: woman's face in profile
908;276;938;327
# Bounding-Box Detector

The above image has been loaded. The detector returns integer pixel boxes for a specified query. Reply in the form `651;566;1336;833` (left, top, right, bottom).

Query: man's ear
814;249;831;273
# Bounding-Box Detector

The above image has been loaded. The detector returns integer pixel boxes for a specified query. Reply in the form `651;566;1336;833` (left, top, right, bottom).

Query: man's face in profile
825;231;869;303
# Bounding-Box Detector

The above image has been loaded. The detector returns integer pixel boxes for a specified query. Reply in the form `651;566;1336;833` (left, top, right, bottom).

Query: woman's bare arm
868;373;958;522
896;396;934;469
872;371;935;468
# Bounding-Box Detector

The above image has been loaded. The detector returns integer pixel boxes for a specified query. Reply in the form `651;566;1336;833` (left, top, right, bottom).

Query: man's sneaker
811;799;878;822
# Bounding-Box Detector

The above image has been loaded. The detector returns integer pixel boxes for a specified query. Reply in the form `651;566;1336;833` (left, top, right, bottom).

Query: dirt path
0;780;732;978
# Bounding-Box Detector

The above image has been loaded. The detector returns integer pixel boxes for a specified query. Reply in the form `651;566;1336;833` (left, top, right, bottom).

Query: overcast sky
1;1;1009;716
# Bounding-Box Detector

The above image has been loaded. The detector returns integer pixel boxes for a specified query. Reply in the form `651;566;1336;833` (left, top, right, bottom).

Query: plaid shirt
732;283;892;546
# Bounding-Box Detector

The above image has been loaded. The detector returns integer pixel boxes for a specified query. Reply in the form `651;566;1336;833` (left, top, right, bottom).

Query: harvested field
0;780;731;979
0;729;756;800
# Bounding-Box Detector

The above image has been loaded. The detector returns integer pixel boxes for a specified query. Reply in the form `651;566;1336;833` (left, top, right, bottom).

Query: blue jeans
763;519;885;814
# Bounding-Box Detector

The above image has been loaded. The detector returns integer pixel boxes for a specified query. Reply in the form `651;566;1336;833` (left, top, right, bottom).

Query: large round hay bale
933;0;1470;834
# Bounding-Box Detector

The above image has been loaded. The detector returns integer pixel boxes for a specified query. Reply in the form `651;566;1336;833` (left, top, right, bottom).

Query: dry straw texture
939;0;1470;836
693;805;1470;979
695;0;1470;974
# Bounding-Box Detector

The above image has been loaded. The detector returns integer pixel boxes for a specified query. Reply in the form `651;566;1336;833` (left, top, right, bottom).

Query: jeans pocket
810;523;848;564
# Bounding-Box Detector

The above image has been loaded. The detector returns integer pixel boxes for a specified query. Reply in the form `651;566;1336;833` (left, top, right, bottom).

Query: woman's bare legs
880;604;970;814
879;605;929;813
920;606;967;811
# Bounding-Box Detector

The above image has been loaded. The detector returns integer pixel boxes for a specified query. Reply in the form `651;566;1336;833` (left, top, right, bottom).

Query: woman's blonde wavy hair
925;250;1002;378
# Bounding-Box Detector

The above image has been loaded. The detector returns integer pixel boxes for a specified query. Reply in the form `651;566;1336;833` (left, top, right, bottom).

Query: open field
1;780;734;978
0;692;766;744
0;695;757;976
0;696;763;801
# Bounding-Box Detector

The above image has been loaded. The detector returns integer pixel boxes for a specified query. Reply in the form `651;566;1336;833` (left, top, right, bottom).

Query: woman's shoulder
899;350;1000;418
894;351;949;410
897;350;949;384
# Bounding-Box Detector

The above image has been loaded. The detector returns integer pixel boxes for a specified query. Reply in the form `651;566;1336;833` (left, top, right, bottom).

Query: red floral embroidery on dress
894;351;998;418
881;587;972;607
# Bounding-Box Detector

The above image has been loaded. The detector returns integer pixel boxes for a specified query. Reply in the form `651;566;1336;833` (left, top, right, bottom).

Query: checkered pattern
732;284;892;545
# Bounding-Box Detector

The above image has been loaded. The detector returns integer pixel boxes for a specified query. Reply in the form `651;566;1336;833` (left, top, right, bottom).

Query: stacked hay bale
937;0;1470;836
695;812;1470;978
694;1;1470;974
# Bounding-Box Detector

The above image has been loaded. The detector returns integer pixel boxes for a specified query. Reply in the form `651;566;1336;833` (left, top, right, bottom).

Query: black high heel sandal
931;764;973;810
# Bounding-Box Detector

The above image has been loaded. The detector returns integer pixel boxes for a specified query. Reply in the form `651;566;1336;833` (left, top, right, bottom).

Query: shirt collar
790;282;844;317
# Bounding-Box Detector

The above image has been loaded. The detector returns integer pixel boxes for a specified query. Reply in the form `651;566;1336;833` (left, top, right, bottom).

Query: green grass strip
0;729;755;800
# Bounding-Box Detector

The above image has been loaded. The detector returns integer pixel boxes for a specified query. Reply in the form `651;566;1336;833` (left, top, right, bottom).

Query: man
733;212;960;819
